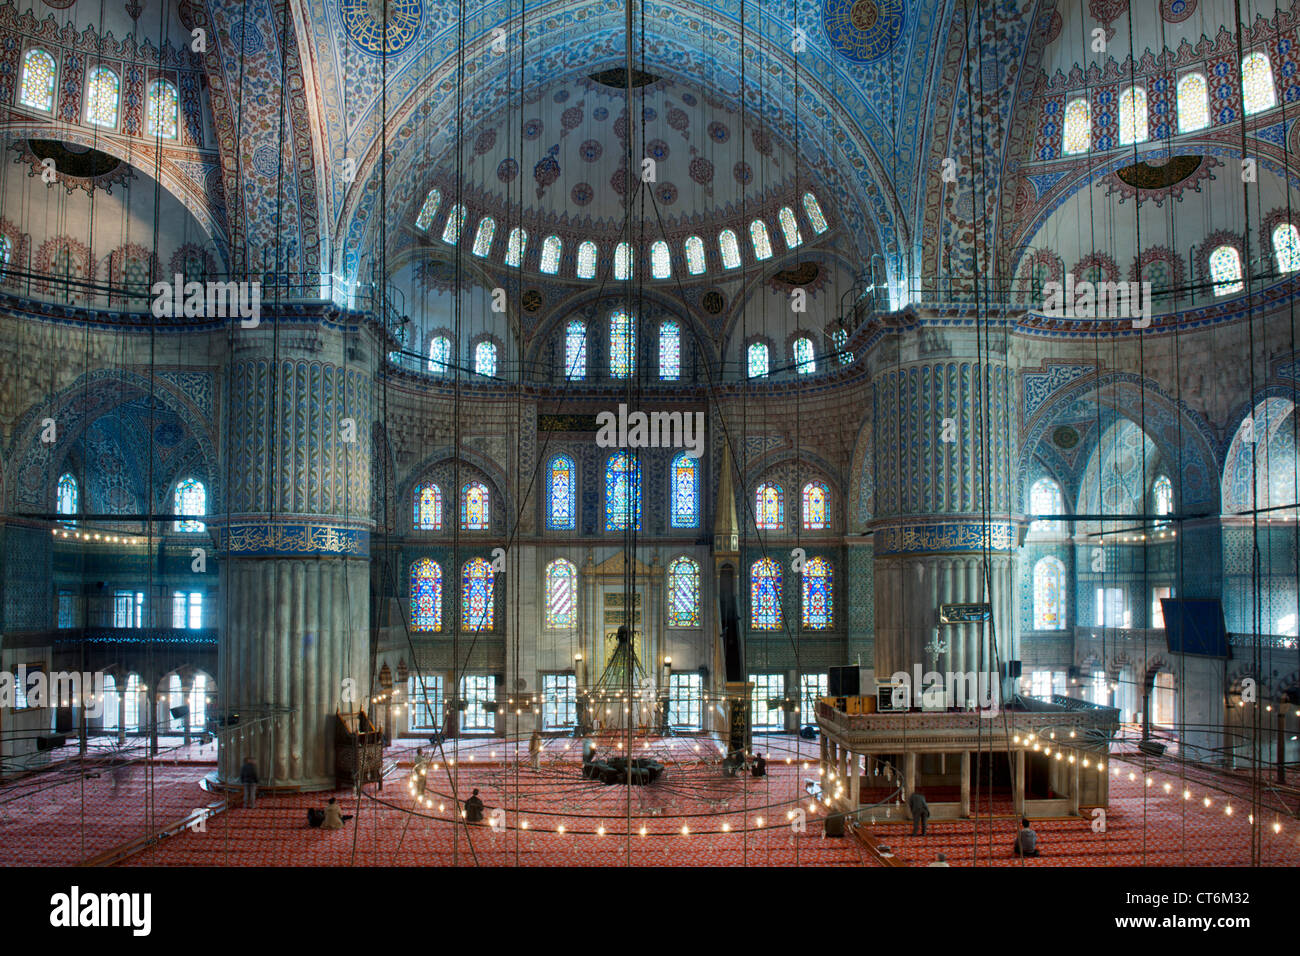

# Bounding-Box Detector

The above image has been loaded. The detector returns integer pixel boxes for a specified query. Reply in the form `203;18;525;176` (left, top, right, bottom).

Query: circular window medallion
339;0;423;57
821;0;904;63
1052;426;1079;449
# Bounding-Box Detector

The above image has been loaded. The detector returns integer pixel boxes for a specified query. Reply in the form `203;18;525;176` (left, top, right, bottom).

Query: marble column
850;750;860;807
904;751;917;802
1070;758;1081;815
960;751;971;817
1013;749;1025;814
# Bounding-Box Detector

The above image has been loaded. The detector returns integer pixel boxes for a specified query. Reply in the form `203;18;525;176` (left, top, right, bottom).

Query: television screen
1162;599;1229;657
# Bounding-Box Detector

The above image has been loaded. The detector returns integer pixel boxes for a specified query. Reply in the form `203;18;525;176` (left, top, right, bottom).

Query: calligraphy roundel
340;0;424;57
822;0;904;63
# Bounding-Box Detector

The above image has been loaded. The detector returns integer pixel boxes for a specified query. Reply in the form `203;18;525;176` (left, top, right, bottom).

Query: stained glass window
750;220;773;260
505;227;527;267
685;236;706;274
19;48;55;111
1118;85;1148;145
576;241;598;278
1273;224;1300;273
801;481;828;531
1029;477;1065;535
751;557;782;629
667;556;700;627
610;309;635;377
659;321;680;381
832;327;852;365
546;455;576;530
1177;72;1209;132
1210;244;1243;295
802;556;832;629
146;79;178;139
1242;51;1276;115
1062;97;1090;154
719;229;741;269
564;320;586;380
415;189;442;231
650;240;671;279
778;206;803;249
747;341;769;378
85;66;120;127
174;477;206;532
544;559;576;628
462;558;494;630
428;335;451;373
802;192;828;234
461;481;490;530
605;451;642;530
471;216;495;257
0;235;10;267
540;235;562;274
441;204;466;244
794;336;816;374
670;452;699;528
755;482;783;530
411;559;442;631
1033;556;1066;630
1152;474;1173;528
474;340;497;376
57;472;78;519
414;482;442;530
613;241;633;280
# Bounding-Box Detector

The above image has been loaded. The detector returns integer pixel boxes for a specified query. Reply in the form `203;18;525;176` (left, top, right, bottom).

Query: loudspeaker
169;704;190;719
483;701;499;713
1002;661;1022;679
1137;739;1166;757
37;734;67;752
1067;666;1080;680
825;813;845;837
829;665;860;697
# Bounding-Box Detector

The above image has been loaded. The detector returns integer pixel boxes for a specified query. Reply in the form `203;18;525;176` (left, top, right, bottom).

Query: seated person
750;753;767;778
1013;818;1040;857
321;797;353;830
464;788;485;823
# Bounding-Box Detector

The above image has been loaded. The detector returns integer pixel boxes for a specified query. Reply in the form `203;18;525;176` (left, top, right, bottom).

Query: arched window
190;674;208;731
505;227;527;267
684;236;706;275
610;309;635;377
755;482;783;530
778;206;802;249
1152;474;1173;528
659;320;680;381
544;559;577;628
415;188;442;231
1118;85;1148;145
576;241;598;279
613;241;633;280
146;79;178;139
793;336;816;374
428;335;452;373
546;455;576;531
1033;556;1067;630
750;220;773;260
802;192;829;234
85;66;120;127
57;473;78;520
646;240;670;279
1273;223;1300;273
410;559;443;631
832;327;852;365
1062;97;1091;154
474;340;497;376
441;204;467;244
1029;477;1065;535
802;556;833;629
802;481;829;531
747;341;769;378
471;216;495;257
605;451;642;531
168;675;184;732
462;558;494;630
174;477;206;532
719;229;741;269
123;674;141;732
102;675;118;731
540;235;562;274
1177;72;1209;132
667;556;700;627
18;48;56;111
461;481;490;530
414;482;442;530
1242;51;1277;115
751;557;782;629
564;320;586;380
1210;244;1243;296
669;452;699;528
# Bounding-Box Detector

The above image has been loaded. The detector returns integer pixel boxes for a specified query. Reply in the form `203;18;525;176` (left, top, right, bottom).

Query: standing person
908;788;930;836
529;730;543;771
239;756;259;809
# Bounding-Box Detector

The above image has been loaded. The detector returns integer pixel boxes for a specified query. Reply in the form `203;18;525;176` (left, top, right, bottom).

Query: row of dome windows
1028;475;1173;528
1206;225;1300;295
413;189;829;279
1058;51;1277;154
57;474;205;529
16;48;180;138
